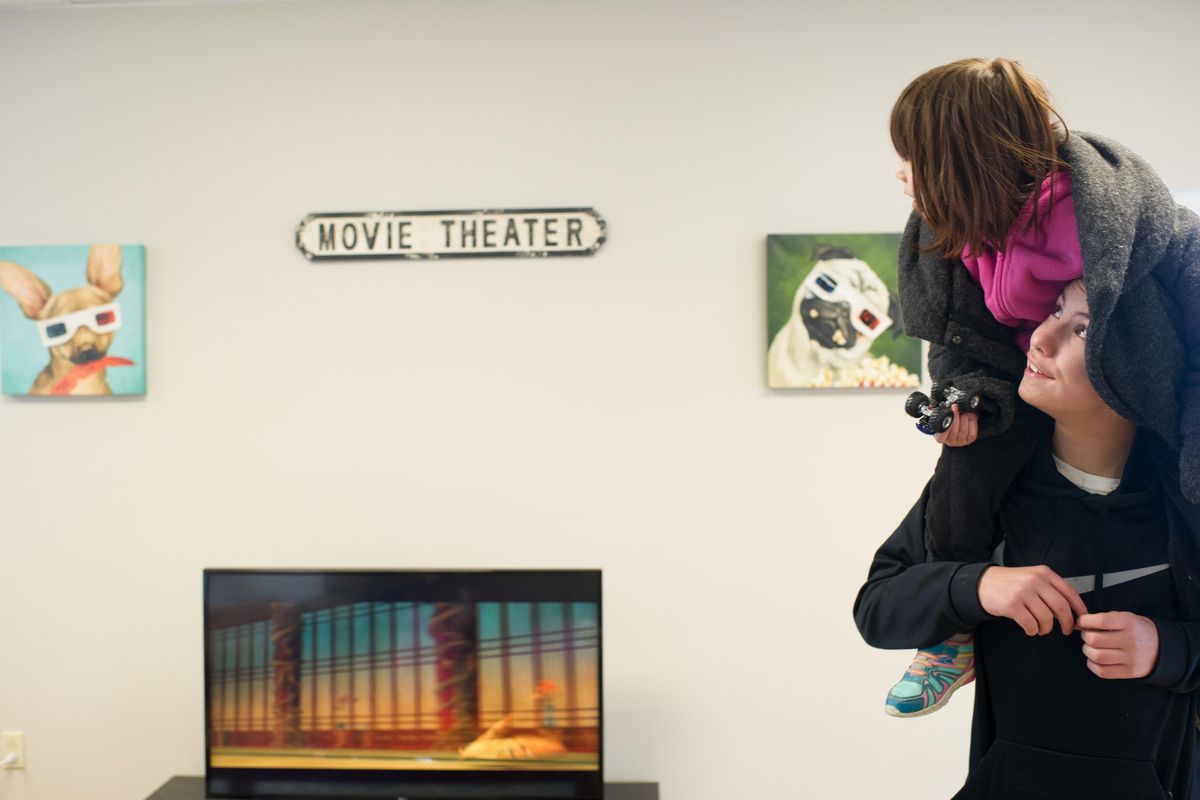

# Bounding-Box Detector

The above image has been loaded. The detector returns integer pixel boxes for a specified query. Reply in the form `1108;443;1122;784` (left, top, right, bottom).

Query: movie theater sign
296;208;606;261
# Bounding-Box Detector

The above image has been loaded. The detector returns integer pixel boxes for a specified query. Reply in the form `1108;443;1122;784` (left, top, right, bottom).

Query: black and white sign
296;208;606;261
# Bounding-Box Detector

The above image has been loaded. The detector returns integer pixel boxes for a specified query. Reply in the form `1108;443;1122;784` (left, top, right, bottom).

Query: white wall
1;1;1198;798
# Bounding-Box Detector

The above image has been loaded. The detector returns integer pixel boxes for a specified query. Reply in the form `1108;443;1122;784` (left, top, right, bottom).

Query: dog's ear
86;244;123;297
0;260;52;319
812;245;856;261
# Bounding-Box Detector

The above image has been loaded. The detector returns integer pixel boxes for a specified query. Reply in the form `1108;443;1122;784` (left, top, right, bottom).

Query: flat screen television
204;569;602;799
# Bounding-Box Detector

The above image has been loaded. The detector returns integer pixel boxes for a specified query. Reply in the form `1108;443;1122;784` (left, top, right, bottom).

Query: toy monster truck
904;381;996;436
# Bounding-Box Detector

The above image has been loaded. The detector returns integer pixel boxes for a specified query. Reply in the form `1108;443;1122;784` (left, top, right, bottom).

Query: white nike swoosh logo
989;543;1169;596
1061;564;1170;595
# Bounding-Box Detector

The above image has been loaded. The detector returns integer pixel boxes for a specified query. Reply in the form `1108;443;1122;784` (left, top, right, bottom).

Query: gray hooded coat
898;131;1200;504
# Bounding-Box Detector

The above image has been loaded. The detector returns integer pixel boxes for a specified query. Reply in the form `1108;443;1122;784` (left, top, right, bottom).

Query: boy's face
1018;281;1106;421
896;160;915;207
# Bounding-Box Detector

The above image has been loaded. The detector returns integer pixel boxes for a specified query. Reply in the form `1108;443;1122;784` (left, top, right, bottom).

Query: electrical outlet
2;731;24;769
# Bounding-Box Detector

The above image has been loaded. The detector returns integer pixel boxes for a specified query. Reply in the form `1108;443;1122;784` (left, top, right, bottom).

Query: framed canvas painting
0;244;146;396
767;233;920;389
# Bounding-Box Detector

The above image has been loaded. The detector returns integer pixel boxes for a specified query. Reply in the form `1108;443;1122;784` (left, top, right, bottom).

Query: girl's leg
889;400;1050;718
926;400;1052;562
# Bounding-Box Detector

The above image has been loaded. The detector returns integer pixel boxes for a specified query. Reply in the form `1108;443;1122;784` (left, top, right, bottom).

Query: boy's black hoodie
855;435;1200;799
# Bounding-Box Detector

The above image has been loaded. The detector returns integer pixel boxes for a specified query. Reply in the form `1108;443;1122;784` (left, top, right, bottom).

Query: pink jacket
960;171;1083;351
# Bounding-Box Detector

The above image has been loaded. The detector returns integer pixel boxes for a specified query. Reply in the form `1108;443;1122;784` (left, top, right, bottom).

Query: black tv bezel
203;568;603;800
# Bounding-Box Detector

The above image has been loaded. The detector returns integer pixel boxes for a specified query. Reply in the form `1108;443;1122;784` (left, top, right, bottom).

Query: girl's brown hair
890;58;1070;258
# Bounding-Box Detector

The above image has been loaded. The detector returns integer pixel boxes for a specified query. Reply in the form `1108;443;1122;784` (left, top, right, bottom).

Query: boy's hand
1077;612;1160;680
935;403;978;446
978;565;1089;636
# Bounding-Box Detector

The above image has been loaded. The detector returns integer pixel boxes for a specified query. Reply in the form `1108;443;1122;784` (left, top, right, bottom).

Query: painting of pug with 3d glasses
0;245;146;396
767;234;920;389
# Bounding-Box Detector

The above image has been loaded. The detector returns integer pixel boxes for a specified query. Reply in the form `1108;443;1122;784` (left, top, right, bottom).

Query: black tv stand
145;776;659;800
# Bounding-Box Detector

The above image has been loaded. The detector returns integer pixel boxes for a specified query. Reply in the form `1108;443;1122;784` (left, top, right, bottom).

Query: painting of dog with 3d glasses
0;245;146;396
767;234;921;389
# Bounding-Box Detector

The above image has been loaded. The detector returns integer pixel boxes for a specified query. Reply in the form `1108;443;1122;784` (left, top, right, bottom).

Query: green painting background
766;233;921;379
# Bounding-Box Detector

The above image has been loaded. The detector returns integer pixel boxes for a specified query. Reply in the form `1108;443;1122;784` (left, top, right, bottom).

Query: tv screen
203;570;602;799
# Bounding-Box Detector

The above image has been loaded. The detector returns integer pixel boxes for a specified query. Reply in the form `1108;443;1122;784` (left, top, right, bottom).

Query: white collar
1052;453;1121;496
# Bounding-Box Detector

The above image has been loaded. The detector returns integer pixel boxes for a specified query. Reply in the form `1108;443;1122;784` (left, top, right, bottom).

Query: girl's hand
1077;612;1160;679
934;403;978;446
978;565;1089;636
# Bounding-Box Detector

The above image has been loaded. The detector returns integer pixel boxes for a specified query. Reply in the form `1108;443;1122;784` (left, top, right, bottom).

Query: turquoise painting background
0;245;146;396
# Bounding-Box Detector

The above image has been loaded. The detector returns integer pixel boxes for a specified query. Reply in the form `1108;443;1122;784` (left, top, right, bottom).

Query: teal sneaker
885;637;975;718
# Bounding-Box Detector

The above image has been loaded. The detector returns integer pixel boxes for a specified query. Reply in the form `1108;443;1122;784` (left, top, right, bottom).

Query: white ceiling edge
0;0;300;8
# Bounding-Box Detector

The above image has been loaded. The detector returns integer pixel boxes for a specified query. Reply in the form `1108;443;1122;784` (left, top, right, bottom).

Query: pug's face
794;256;892;361
799;294;858;350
